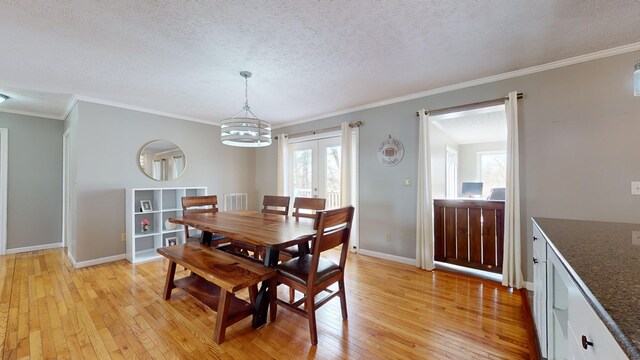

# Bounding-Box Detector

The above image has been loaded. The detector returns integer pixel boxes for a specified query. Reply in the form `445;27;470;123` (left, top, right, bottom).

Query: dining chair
282;197;327;257
269;206;355;345
230;195;291;259
262;195;291;215
281;197;327;301
291;197;326;219
181;195;229;247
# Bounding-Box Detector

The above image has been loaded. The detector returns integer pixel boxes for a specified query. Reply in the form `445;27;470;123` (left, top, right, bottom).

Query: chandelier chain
244;75;250;111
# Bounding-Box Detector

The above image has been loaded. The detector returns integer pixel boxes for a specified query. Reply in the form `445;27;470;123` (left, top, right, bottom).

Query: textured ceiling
1;1;640;125
431;106;507;145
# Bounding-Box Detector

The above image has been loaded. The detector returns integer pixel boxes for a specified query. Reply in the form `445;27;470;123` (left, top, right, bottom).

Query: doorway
430;104;507;279
288;135;341;209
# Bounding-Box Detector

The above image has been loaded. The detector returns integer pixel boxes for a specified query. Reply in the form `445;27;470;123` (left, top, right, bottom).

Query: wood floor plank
0;248;533;359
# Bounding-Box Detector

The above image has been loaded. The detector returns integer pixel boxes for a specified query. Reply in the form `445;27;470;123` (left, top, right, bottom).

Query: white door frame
62;129;70;250
0;128;8;255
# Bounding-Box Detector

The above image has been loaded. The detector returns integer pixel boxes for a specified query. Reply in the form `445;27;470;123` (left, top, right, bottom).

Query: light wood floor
0;248;532;359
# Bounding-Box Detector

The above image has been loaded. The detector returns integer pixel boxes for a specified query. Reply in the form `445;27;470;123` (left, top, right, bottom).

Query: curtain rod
415;92;524;117
274;121;363;140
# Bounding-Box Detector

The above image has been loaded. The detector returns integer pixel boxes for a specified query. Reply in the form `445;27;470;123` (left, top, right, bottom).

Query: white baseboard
5;242;62;254
357;249;416;266
525;281;534;291
67;251;77;266
73;253;126;269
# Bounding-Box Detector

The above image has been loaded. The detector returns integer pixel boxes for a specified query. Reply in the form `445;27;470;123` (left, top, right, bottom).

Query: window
477;151;506;197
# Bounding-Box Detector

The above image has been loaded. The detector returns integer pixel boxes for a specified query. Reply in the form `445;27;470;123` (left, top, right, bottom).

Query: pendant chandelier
220;71;272;147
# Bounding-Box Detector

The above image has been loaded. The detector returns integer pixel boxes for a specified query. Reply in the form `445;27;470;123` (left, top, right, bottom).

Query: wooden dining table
168;211;316;327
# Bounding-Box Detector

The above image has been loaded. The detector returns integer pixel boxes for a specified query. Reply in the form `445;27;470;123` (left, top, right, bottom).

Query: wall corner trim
73;253;126;269
358;249;416;266
5;242;62;254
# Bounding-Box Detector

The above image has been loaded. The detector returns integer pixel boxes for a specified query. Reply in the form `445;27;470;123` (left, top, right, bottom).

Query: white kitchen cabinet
532;219;628;360
533;223;548;357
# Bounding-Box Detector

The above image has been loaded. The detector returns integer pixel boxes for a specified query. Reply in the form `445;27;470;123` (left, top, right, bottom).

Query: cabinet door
568;287;627;360
533;223;546;261
568;323;587;360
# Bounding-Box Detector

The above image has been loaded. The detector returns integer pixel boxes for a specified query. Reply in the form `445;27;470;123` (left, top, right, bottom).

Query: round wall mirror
139;140;187;181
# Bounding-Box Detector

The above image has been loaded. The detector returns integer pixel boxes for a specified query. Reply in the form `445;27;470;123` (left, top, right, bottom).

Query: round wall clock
377;135;404;166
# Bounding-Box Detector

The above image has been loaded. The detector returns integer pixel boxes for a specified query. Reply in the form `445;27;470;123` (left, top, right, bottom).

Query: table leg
163;260;177;300
252;247;280;328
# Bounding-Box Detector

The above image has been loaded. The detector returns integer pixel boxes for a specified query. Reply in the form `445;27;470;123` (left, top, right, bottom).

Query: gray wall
0;112;63;250
430;125;458;199
258;50;640;281
458;141;506;194
71;101;256;262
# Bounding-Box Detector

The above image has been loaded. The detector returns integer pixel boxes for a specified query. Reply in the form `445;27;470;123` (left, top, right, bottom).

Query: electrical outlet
633;231;640;245
386;234;391;241
633;182;640;195
121;233;126;242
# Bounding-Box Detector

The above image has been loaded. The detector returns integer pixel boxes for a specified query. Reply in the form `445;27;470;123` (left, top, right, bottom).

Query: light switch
632;181;640;195
403;178;411;186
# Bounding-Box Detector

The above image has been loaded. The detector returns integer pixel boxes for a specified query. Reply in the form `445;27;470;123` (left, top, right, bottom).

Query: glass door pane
319;137;341;209
290;142;318;198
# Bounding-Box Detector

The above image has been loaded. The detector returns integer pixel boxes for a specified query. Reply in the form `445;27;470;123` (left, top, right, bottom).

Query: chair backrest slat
262;195;290;216
182;195;219;215
293;197;326;219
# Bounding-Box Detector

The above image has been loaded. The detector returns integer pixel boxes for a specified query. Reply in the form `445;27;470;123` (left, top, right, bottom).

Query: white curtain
416;109;435;270
502;91;523;288
152;160;162;180
172;156;185;179
277;134;289;195
340;122;359;252
340;123;352;206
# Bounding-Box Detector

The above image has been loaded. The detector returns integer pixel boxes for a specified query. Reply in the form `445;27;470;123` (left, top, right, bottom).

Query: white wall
458;141;506;195
430;125;459;199
0;112;63;250
259;49;640;281
70;101;256;262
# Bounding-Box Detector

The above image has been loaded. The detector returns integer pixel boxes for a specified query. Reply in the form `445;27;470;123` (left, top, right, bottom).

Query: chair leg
338;280;348;320
289;286;295;303
306;295;318;345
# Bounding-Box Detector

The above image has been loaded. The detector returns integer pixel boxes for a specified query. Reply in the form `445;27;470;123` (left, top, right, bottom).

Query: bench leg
163;260;177;300
213;290;231;344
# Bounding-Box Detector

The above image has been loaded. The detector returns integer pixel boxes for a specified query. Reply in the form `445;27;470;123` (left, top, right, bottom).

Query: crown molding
274;41;640;129
73;96;218;126
0;107;65;120
62;95;78;120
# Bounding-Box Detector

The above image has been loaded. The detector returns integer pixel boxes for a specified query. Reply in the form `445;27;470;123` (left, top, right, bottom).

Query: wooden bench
157;242;275;344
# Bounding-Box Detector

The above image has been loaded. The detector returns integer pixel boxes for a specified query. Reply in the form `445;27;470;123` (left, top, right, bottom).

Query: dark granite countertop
533;217;640;360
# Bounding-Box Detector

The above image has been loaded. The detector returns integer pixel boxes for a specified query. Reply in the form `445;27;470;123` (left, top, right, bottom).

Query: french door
288;136;341;209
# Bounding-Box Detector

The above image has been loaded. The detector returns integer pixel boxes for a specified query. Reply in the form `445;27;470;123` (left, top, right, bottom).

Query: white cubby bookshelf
125;186;207;263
